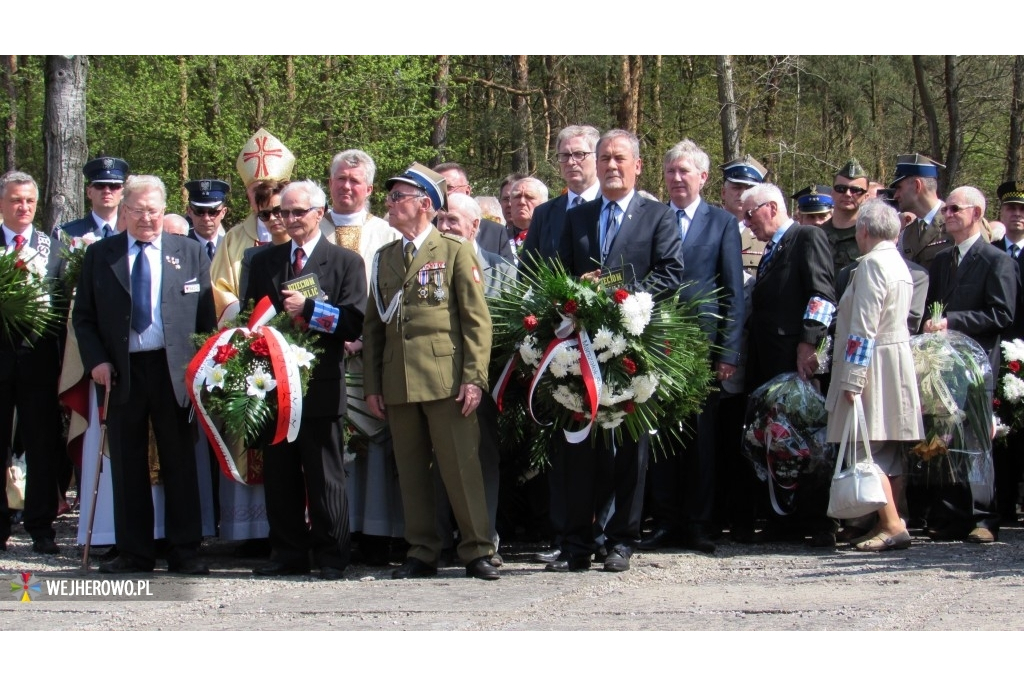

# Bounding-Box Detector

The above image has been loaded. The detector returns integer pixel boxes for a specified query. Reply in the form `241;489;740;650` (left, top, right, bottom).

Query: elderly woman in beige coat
825;200;924;551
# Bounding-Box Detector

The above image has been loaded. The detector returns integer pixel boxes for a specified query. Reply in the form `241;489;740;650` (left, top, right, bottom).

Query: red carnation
622;357;637;375
516;230;528;246
572;411;586;422
624;401;636;414
213;343;239;365
563;300;578;315
249;335;271;357
523;314;539;331
613;288;629;304
994;398;1002;408
1009;360;1021;374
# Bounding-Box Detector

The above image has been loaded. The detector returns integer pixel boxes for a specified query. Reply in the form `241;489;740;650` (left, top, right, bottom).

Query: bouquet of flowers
908;324;993;489
187;297;321;483
0;242;58;342
57;230;99;293
489;260;713;458
743;373;834;514
994;338;1024;439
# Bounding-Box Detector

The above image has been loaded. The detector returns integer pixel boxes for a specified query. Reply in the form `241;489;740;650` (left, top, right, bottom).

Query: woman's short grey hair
663;139;710;175
740;183;785;209
329;150;376;184
123;175;166;206
856;199;901;241
283;179;327;208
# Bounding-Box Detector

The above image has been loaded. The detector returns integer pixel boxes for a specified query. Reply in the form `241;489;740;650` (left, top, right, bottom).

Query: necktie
1010;245;1020;259
571;195;584;209
601;202;620;263
757;240;775;279
206;241;215;261
102;223;113;238
12;234;25;252
293;247;305;275
131;242;152;334
952;247;961;275
403;241;415;269
677;209;689;242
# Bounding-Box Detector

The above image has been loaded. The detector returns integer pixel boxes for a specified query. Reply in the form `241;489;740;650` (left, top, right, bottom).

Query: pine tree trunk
429;55;449;166
2;56;16;172
1007;56;1024;181
716;55;740;162
42;55;87;231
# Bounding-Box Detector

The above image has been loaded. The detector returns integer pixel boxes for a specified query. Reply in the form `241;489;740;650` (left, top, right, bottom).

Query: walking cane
81;383;110;571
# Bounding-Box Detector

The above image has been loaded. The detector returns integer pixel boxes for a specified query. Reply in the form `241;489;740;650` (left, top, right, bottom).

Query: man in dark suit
550;129;684;573
521;125;602;269
743;183;836;546
893;153;951;271
244;180;366;579
433;162;515;263
993;181;1024;525
519;125;601;564
185;179;229;261
641;139;745;554
73;175;216;574
923;185;1018;543
56;156;128;240
0;171;64;554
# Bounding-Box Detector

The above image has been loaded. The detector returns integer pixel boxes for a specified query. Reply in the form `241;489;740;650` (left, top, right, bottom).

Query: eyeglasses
556;151;594;164
190;206;224;217
278;207;317;220
257;206;282;221
833;184;867;196
386;191;424;204
91;183;123;191
941;204;976;215
745;201;771;219
125;206;164;219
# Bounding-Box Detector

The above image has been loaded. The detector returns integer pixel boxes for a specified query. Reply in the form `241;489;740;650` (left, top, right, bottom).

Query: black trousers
0;342;63;543
106;350;202;566
262;415;350;569
563;432;648;556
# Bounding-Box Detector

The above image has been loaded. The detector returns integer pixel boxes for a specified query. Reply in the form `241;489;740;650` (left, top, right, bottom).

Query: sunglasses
745;201;771;219
278;207;317;220
91;182;123;191
191;206;224;217
257;206;282;221
940;204;976;215
833;184;867;196
386;191;424;203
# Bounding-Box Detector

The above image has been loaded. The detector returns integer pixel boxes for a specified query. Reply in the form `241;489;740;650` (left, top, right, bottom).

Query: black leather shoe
392;557;437;579
253;560;311;576
603;546;632;572
320;566;346;580
545;554;592;572
683;535;716;554
466;556;500;580
99;555;154;574
32;538;60;555
638;527;679;551
167;557;210;575
593;545;609;563
533;547;562;564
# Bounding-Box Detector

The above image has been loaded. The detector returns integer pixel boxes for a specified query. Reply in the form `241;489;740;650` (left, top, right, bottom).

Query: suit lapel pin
166;255;181;269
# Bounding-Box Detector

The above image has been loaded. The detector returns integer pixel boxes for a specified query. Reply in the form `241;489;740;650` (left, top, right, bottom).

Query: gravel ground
3;505;1023;631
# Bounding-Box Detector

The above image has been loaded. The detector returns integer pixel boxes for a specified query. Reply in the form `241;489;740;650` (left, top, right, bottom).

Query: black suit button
405;334;411;340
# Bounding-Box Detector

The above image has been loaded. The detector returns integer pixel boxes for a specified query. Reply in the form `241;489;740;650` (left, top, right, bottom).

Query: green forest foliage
2;55;1020;225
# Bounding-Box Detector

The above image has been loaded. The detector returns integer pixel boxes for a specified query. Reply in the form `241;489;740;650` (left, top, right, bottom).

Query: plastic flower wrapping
488;259;713;467
57;230;99;293
908;329;994;491
187;297;322;484
743;373;834;514
995;337;1024;439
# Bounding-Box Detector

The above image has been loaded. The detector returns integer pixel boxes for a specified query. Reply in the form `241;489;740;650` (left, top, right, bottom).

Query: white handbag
827;395;888;519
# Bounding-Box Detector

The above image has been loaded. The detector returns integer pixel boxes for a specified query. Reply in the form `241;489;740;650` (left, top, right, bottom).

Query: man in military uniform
720;155;769;276
363;163;498;581
893;153;951;271
58;156;129;240
211;128;296;323
185;179;229;262
821;159;870;278
792;184;833;227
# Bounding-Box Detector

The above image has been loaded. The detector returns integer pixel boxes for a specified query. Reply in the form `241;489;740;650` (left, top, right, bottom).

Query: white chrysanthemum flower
994;416;1011;439
630;373;659;403
519;335;542;367
204;364;228;391
1002;374;1024;402
551;385;584;412
592;326;614;351
609;335;628;356
246;367;277;399
1001;338;1024;363
598;411;627;429
600;383;635;407
619;292;654;336
289;344;315;368
549;360;569;377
